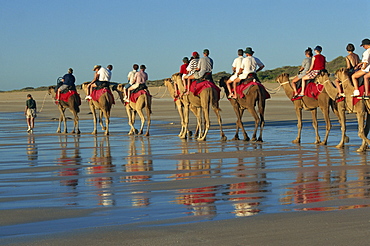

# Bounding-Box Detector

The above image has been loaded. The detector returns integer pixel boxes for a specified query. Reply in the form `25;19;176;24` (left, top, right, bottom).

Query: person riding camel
125;64;148;102
231;47;264;99
56;68;75;102
291;48;313;98
226;49;244;97
297;45;326;98
183;52;200;93
184;49;213;94
334;43;360;99
85;65;111;100
352;39;370;98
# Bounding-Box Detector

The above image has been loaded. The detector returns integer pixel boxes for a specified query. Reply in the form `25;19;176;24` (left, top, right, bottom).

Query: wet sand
0;84;369;245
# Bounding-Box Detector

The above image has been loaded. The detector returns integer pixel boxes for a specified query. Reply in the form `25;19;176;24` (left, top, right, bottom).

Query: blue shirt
62;73;76;86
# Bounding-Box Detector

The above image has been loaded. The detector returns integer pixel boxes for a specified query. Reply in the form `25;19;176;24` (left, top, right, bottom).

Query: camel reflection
174;141;218;217
280;146;370;211
122;136;153;207
86;136;115;206
57;135;81;189
227;143;268;217
26;135;38;165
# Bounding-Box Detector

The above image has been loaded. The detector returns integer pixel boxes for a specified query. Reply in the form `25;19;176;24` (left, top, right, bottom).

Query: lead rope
37;91;49;113
151;86;168;99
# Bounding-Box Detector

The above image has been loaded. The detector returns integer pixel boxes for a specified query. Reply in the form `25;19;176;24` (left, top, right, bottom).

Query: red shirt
180;63;188;74
312;54;326;70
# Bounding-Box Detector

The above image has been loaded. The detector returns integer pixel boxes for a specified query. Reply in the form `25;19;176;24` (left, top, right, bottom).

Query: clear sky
1;0;369;91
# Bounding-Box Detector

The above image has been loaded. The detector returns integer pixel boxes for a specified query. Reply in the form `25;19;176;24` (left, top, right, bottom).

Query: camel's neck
165;82;175;99
281;82;293;98
319;76;338;100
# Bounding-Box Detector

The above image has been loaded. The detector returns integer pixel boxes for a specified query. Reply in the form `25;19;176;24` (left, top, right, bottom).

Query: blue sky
1;0;368;91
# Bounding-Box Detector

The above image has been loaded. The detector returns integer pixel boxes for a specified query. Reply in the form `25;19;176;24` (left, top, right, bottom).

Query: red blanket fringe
59;90;81;105
91;88;115;104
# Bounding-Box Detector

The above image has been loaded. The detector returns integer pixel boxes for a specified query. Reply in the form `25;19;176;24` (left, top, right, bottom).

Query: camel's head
171;73;182;83
163;78;172;87
276;73;290;84
335;67;348;82
218;76;229;88
81;82;90;93
315;69;330;84
48;85;56;95
111;83;124;92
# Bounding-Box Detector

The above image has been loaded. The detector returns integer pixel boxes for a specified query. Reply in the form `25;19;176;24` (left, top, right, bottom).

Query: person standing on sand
352;39;370;98
25;94;36;133
226;49;244;97
291;48;313;98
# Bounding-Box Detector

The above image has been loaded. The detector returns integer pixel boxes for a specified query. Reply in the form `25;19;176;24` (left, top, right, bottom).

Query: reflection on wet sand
280;147;370;211
227;144;268;217
174;141;219;218
86;136;115;206
56;135;81;205
26;135;38;165
122;136;153;207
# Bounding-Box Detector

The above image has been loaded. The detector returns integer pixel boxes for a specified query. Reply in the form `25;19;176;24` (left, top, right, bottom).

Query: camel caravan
47;40;370;151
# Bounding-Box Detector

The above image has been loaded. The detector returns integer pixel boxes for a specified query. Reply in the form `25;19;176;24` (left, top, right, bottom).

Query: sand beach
1;84;370;245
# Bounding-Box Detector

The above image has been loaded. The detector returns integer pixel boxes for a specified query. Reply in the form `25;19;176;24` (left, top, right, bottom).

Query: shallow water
1;112;370;238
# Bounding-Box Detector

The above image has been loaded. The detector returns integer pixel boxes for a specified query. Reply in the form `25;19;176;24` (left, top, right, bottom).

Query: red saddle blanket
235;81;271;99
91;88;115;104
189;80;221;97
59;90;81;105
291;82;324;101
128;89;150;104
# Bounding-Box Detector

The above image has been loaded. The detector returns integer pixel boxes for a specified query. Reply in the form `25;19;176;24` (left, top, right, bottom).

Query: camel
113;84;151;136
171;73;227;141
325;68;370;152
219;76;266;142
276;73;332;145
48;86;81;134
163;78;197;139
315;70;350;149
82;83;114;135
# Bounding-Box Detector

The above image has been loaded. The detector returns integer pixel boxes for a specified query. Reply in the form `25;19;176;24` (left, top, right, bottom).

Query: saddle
131;84;148;94
55;82;76;94
94;81;110;90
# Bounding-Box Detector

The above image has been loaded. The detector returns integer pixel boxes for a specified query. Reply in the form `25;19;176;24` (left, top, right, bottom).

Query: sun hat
244;47;254;55
314;45;322;52
360;39;370;46
93;65;101;71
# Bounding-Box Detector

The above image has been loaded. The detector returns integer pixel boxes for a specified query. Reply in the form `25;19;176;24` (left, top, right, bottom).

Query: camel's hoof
188;131;193;137
232;136;240;141
244;137;250;142
102;127;107;131
256;138;263;143
77;130;81;135
292;139;300;144
105;132;109;136
144;133;150;137
319;142;327;146
56;130;61;133
221;136;227;141
63;131;68;134
134;129;139;134
92;131;97;135
356;148;366;152
335;144;344;148
344;136;350;143
197;137;206;141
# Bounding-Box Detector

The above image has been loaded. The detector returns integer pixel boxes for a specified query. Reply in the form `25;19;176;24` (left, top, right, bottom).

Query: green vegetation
1;56;347;92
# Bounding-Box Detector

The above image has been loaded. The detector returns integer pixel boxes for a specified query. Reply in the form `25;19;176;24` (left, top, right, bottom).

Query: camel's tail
211;87;222;112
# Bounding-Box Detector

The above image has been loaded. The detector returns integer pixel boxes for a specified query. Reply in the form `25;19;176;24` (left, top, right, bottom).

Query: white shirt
241;56;264;75
127;70;137;84
232;56;244;74
362;48;370;63
98;67;111;82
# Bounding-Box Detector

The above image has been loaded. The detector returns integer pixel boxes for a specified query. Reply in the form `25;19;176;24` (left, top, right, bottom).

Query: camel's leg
58;107;67;133
198;100;210;141
189;105;198;138
356;111;370;152
213;106;227;141
257;100;265;142
90;104;97;135
246;106;260;142
126;107;136;135
319;105;331;145
232;105;248;141
144;106;151;137
136;107;146;135
293;106;302;143
311;109;321;144
103;109;110;135
56;107;63;133
194;107;203;139
99;110;107;131
176;103;186;138
334;104;347;148
72;110;80;134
